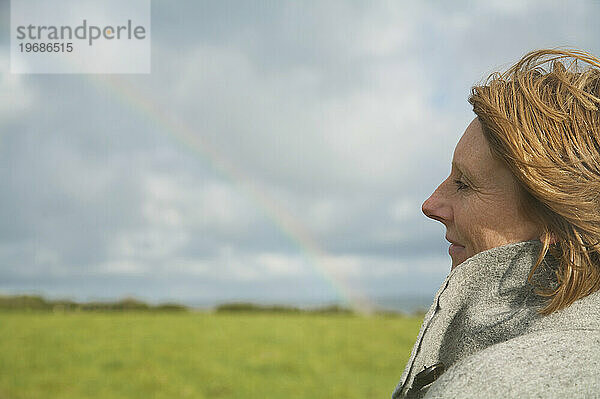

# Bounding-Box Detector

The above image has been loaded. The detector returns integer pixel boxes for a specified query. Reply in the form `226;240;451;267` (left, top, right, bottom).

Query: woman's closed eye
454;179;469;191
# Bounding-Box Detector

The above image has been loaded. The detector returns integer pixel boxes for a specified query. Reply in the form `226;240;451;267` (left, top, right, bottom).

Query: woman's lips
449;243;466;256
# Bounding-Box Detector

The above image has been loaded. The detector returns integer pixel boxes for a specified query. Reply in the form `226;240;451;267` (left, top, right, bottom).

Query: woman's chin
449;244;467;269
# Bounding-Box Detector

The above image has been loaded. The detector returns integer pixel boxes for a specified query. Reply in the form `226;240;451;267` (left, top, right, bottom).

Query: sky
1;0;599;311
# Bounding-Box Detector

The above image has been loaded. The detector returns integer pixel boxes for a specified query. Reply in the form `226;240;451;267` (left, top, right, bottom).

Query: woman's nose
422;184;450;224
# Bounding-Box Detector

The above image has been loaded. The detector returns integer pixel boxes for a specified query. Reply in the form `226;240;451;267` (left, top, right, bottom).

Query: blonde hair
469;48;600;314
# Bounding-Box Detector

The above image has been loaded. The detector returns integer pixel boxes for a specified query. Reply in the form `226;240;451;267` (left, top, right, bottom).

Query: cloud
0;56;36;121
154;39;458;194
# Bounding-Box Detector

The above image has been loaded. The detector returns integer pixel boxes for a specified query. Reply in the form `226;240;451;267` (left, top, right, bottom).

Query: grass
0;311;422;399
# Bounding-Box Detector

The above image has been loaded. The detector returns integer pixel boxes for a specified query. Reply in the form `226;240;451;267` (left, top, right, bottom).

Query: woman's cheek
462;224;484;257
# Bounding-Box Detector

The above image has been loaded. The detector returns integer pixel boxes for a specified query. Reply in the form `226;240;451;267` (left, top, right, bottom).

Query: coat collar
392;240;558;398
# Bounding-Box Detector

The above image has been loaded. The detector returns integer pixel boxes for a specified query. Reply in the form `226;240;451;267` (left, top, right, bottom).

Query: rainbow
89;75;377;314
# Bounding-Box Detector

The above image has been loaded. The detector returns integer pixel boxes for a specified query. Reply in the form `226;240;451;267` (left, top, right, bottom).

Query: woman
392;48;600;398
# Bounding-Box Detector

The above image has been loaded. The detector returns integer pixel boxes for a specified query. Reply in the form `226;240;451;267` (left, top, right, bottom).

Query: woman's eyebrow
451;160;468;174
452;161;477;182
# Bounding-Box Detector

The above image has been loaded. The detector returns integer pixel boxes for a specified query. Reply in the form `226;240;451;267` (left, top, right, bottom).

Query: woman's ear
540;230;557;245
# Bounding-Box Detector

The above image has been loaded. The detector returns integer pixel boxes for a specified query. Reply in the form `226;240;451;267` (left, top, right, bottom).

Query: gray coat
391;240;600;398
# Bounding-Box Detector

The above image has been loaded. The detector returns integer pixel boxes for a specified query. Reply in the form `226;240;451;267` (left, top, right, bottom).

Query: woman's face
422;117;543;269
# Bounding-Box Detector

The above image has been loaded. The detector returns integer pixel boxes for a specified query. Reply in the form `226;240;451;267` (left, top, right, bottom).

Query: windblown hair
469;48;600;315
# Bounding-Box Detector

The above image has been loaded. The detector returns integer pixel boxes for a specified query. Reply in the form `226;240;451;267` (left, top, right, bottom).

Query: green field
0;311;422;399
